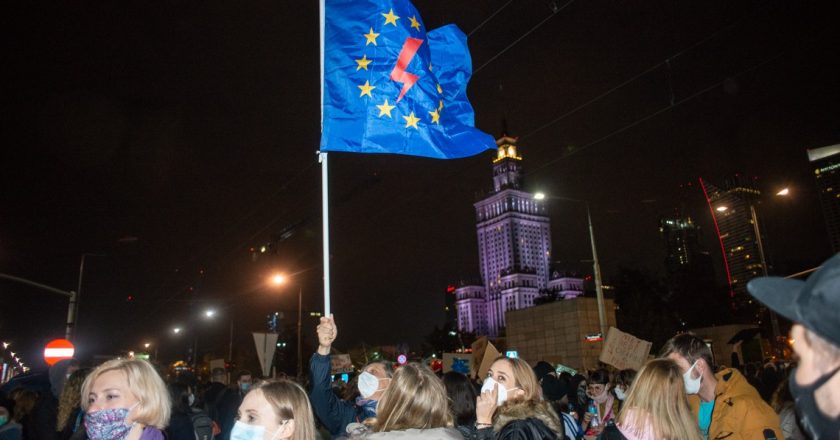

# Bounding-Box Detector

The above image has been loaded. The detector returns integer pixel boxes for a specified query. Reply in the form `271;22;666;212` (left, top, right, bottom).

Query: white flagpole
319;0;331;317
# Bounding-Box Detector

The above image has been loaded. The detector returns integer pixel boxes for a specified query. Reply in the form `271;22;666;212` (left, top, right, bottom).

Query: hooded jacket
687;368;782;440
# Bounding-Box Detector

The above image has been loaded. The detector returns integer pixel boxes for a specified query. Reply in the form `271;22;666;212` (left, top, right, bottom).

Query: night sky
2;0;838;371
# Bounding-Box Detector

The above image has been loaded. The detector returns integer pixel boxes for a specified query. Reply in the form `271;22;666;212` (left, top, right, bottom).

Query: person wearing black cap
748;253;840;440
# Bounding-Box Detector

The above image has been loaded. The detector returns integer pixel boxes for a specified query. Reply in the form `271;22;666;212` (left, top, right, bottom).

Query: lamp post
0;273;77;340
534;193;608;339
270;273;303;379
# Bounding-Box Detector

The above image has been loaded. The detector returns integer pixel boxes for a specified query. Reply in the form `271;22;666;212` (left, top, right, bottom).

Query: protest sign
442;353;472;375
471;337;501;380
598;327;652;370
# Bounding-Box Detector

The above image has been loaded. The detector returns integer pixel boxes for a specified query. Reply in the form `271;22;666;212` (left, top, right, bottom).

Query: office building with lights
808;144;840;253
700;177;765;310
455;137;583;337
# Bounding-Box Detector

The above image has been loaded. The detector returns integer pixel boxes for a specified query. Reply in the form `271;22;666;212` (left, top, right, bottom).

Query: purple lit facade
455;137;583;337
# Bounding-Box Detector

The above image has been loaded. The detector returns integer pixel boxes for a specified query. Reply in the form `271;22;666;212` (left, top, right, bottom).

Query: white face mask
358;371;384;399
188;393;195;407
683;360;702;395
230;420;282;440
614;386;627;401
481;377;519;406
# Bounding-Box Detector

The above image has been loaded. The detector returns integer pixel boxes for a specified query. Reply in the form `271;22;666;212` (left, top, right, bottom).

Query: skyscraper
660;215;701;274
699;177;765;311
455;137;582;337
808;144;840;253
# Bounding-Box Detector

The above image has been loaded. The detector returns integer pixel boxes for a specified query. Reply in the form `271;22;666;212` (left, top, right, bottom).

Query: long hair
80;358;171;429
443;371;477;426
12;389;37;422
57;368;89;430
373;363;453;432
256;379;317;440
617;358;703;440
490;357;541;403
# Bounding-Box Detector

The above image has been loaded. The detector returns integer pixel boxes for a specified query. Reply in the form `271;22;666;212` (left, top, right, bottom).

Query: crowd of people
1;254;839;440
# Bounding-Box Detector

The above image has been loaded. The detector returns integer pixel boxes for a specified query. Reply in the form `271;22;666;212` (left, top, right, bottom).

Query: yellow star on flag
409;16;421;30
436;83;443;94
382;9;400;26
428;62;433;72
355;54;372;71
376;99;395;118
428;109;440;124
364;28;380;46
403;112;420;129
358;80;376;98
438;100;444;111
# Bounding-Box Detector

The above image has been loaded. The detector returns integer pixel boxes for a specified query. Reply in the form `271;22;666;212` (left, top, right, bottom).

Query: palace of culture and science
454;137;584;337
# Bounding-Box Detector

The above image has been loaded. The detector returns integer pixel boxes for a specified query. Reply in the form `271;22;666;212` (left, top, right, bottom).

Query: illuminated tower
700;177;765;311
808;145;840;253
472;137;552;336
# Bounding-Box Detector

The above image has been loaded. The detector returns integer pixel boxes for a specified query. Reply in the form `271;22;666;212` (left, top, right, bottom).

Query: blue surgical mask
230;420;282;440
0;414;8;426
357;371;379;399
240;382;251;393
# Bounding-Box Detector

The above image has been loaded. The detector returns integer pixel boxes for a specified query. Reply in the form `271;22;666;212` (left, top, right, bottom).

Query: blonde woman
476;356;563;439
232;379;316;440
348;362;461;439
613;359;703;440
81;358;170;440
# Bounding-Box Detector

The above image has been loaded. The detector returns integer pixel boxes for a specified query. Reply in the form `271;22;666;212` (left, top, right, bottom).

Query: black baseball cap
747;253;840;348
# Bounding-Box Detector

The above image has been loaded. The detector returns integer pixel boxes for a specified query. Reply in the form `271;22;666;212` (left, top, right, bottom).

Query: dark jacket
309;353;374;438
27;393;57;440
165;410;196;440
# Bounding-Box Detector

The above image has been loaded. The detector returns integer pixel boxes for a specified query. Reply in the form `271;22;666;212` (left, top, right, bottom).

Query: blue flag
320;0;495;159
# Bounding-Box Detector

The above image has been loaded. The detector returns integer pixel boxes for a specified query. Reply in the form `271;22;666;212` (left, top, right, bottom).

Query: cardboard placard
471;336;501;380
330;354;354;374
598;327;652;371
442;353;472;375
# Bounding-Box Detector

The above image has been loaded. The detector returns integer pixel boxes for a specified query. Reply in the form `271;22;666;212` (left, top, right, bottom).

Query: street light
205;309;217;318
533;192;608;339
268;272;303;379
776;188;789;196
173;327;182;334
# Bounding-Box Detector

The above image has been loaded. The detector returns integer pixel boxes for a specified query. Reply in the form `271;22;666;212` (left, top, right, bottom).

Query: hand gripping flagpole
319;0;331;317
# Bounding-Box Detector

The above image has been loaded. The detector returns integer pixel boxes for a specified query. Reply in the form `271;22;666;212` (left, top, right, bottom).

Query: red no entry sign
44;339;75;365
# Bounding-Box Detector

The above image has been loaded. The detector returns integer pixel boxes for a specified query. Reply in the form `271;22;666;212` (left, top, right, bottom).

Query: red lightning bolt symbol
390;37;424;103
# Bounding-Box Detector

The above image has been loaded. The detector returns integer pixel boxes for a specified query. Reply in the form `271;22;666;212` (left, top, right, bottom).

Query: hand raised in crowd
317;314;337;355
475;381;498;426
582;410;592;427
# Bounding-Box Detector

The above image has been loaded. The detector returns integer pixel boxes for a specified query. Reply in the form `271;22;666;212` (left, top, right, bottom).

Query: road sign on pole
252;333;278;377
44;339;75;366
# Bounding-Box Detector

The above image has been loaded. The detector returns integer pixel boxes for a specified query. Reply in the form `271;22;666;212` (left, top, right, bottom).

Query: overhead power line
473;0;577;75
526;50;785;176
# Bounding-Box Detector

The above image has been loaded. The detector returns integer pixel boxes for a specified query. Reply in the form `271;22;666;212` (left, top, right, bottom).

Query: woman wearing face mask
611;370;636;410
232;379;316;440
80;358;170;440
0;404;22;440
165;382;209;440
605;359;703;440
582;369;615;438
475;356;564;439
345;362;460;439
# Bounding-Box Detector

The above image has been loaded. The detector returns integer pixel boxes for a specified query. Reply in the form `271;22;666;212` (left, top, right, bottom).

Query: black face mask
789;365;840;440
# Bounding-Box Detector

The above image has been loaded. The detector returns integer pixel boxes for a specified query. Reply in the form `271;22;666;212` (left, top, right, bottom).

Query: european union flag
320;0;495;159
